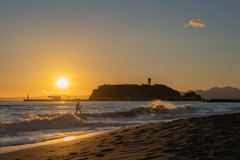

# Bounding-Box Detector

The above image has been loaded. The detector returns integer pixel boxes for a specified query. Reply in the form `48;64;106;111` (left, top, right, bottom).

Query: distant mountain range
187;86;240;100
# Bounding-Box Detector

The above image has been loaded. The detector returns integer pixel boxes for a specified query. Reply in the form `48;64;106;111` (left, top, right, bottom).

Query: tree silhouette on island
89;83;181;101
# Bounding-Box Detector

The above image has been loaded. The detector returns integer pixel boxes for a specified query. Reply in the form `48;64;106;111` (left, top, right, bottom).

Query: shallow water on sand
0;101;240;147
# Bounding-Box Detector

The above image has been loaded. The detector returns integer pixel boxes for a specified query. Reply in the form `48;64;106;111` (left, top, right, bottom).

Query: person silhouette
75;102;82;114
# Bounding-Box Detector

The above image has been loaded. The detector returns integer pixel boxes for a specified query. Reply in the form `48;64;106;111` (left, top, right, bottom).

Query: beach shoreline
0;130;111;155
1;112;240;159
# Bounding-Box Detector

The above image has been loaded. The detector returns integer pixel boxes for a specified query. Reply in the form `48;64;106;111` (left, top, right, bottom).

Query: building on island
148;77;151;85
48;96;61;101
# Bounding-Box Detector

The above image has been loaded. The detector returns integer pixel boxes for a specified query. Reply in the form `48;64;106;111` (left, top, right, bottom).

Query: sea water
0;101;240;151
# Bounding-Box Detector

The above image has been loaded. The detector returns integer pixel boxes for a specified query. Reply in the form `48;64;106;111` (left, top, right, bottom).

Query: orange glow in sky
0;1;240;98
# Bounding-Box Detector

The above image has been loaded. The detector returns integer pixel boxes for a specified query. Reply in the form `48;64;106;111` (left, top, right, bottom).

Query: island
88;84;181;101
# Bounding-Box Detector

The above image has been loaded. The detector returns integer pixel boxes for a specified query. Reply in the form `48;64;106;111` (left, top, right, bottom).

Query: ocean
0;100;240;152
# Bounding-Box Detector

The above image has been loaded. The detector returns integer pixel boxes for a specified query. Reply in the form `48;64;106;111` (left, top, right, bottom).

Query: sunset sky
1;1;240;97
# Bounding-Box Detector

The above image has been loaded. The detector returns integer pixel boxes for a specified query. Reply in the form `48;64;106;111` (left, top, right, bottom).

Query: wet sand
1;113;240;160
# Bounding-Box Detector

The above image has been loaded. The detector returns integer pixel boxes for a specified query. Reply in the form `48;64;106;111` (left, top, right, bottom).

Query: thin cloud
182;23;189;28
183;19;206;28
42;90;54;95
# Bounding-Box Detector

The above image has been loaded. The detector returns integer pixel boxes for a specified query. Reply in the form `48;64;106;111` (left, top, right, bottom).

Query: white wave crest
82;101;197;118
130;100;197;116
0;113;84;134
0;113;126;134
146;100;197;115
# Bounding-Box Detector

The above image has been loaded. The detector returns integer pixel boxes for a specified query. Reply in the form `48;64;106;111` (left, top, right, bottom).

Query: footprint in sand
25;154;37;157
78;157;89;160
120;140;130;146
145;155;163;159
140;129;147;133
115;135;124;138
95;153;105;157
81;151;89;154
81;148;89;151
101;148;114;152
97;145;105;147
75;143;81;145
117;141;124;144
115;136;124;141
68;152;78;156
147;136;153;139
145;152;154;156
100;139;106;142
109;132;116;135
109;141;116;144
60;146;69;149
123;143;129;146
122;129;129;132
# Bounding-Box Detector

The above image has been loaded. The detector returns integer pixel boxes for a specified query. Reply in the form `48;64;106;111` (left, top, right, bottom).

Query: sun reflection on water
65;136;74;141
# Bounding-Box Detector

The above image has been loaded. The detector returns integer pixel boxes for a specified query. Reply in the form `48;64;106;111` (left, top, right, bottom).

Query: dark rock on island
88;84;181;101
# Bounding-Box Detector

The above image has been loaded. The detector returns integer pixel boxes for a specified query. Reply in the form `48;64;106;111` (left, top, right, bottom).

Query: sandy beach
1;113;240;160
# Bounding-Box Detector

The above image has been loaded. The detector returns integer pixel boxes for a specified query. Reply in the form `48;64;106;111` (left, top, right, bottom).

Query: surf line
0;130;108;154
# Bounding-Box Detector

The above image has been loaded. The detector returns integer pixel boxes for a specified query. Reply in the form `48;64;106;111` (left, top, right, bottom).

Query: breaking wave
138;100;197;115
0;101;197;134
80;101;197;118
0;113;127;134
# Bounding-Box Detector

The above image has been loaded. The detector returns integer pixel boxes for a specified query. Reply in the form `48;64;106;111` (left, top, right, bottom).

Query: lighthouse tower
148;78;151;85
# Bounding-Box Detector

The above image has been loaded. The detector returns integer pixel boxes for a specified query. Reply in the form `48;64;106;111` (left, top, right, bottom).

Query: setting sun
57;78;69;89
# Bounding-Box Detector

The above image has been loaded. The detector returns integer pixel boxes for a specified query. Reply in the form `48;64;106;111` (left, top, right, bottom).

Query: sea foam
0;113;131;135
85;101;197;118
0;101;197;134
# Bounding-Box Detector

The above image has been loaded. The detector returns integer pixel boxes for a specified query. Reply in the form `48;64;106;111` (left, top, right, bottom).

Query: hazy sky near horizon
1;0;240;97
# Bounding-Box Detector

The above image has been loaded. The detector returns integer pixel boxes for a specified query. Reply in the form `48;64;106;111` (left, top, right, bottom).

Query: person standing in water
75;102;82;114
